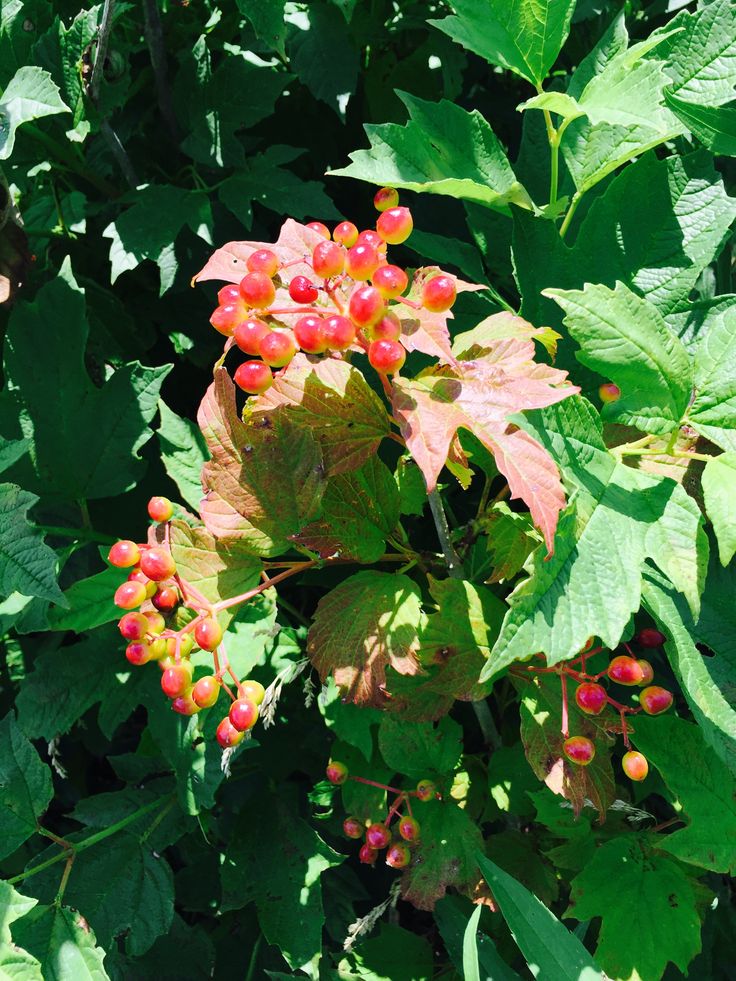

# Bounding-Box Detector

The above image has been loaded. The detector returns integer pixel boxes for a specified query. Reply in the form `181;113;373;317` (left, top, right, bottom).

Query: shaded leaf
378;716;463;780
666;91;736;156
0;484;63;603
0;714;53;861
289;2;358;114
13;905;108;981
156;401;209;511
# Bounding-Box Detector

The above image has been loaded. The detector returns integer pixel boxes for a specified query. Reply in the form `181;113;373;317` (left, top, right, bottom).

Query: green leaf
545;281;693;434
434;897;522;981
220;797;342;972
405;229;486;284
518;91;584;124
400;799;484;910
378;716;462;780
338;925;435;981
0;881;37;943
289;2;359;114
632;715;736;873
655;0;736;107
236;0;286;56
476;854;603;981
46;566;122;633
0;437;28;473
567;836;701;980
167;519;261;607
102;185;212;295
0;941;43;978
395;455;426;516
481;502;539;584
665;91;736;156
2;262;171;500
307;570;424;705
0;484;63;603
431;0;576;88
688;307;736;452
318;678;381;761
0;714;53;861
0;66;68;159
12;905;108;981
690;558;736;718
156;401;209;511
331;92;531;211
291;456;400;563
702;452;736;565
484;397;708;674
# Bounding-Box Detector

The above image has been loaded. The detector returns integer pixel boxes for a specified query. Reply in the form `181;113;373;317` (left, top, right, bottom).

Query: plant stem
559;191;582;239
89;0;116;100
471;699;501;749
213;562;318;613
427;488;464;579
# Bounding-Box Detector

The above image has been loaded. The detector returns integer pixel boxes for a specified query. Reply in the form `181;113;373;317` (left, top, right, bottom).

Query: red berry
415;779;436;802
161;660;194;698
239;679;266;705
563;736;596;766
372;264;408;299
312;240;345;279
345;244;380;281
127;568;156;599
386;842;410;868
140;546;176;582
368;339;405;375
294;315;328;354
288;275;319;304
323;315;356;351
376;206;413;245
114;580;147;610
229;697;259;732
217;284;241;305
333;221;359;247
349;286;386;328
148;496;173;523
356;229;385;251
145;611;166;634
239;272;275;309
118;612;149;641
152;586;179;612
192;675;220;709
194;617;223;652
234;318;270;356
639;685;673;715
599;382;621;404
398;816;420;841
125;641;153;666
246;248;279;277
343;816;363;839
259;330;297;368
374;187;399;212
608;655;644;686
622;750;648;781
108;540;140;568
637;659;655;685
370;311;401;342
216;717;244;749
234;360;273;395
359;843;378;865
307;221;330;239
365;823;390;849
326;761;348;785
210;303;244;336
574;682;607;716
171;688;200;716
636;628;666;648
422;274;456;312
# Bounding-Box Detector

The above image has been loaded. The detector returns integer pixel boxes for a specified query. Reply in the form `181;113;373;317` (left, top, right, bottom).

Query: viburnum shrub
3;0;736;978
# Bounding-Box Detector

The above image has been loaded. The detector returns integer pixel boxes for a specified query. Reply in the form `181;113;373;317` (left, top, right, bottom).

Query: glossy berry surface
140;546;176;582
574;682;607;715
218;284;241;305
326;761;348;785
376;206;413;244
234;360;273;395
306;221;330;239
386;842;410;869
358;844;378;865
607;655;645;686
563;736;596;766
125;641;152;666
349;286;386;328
239;679;266;705
422;274;456;312
415;779;436;802
171;689;199;716
192;675;220;709
294;315;328;354
622;750;649;781
229;697;259;732
152;585;179;612
288;275;319;304
209;303;243;336
108;540;140;568
216;717;245;749
637;659;655;685
368;339;405;375
259;330;297;367
345;243;379;281
637;628;666;648
372;264;408;299
234;318;270;356
639;685;673;715
114;580;147;610
312;240;344;279
118;612;149;641
599;382;621;403
323;315;356;351
239;272;275;308
194;617;223;652
343;816;363;839
373;186;399;212
147;496;174;523
246;248;279;277
365;823;391;849
370;311;401;342
145;611;166;634
356;229;384;251
398;816;420;842
333;221;359;247
161;661;194;698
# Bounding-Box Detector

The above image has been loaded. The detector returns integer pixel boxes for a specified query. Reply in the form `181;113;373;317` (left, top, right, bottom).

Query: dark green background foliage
1;1;735;978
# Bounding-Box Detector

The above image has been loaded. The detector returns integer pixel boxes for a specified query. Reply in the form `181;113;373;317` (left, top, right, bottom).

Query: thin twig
142;0;179;141
427;487;464;578
89;0;116;101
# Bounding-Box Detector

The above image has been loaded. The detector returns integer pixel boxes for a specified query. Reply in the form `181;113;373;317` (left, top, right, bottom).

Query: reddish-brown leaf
396;266;487;363
193;218;325;285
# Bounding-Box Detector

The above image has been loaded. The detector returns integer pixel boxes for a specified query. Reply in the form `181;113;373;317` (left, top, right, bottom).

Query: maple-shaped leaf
515;673;616;820
249;354;390;474
197;368;326;555
396;266;486;363
453;310;561;361
392;337;577;551
193;218;325;286
306;570;424;705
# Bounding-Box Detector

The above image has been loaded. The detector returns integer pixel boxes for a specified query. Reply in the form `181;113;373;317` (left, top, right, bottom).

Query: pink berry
125;641;153;666
306;221;330;239
356;229;385;251
326;761;348;785
639;686;673;715
218;284;241;305
216;717;244;748
229;697;259;732
386;842;410;868
161;661;194;698
210;303;244;336
349;286;386;328
345;244;380;281
114;580;147;610
234;360;273;395
343;816;363;839
599;382;621;404
359;843;378;865
637;659;655;685
148;496;173;523
368;339;405;375
233;318;270;356
323;315;356;351
333;221;359;247
140;546;176;582
192;675;220;709
622;751;648;781
398;816;420;841
365;823;390;849
239;680;266;705
373;187;399;212
294;315;328;354
171;688;200;716
370;311;401;342
608;655;644;686
574;682;607;716
312;240;345;279
636;628;666;648
563;736;596;766
108;540;140;568
259;330;297;368
372;264;408;299
422;274;456;312
118;612;149;641
289;275;318;304
239;272;275;309
246;248;279;277
376;206;413;245
415;780;435;802
194;617;223;652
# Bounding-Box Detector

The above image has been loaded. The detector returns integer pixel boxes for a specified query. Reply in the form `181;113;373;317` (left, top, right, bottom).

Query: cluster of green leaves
1;0;736;979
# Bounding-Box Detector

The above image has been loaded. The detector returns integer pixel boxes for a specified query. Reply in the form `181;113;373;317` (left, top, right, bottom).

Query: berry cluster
326;761;436;868
207;188;458;393
513;629;672;782
108;497;266;748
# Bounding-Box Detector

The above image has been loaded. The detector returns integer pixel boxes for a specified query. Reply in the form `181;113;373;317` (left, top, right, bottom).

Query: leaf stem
427;487;464;579
559;191;582;239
